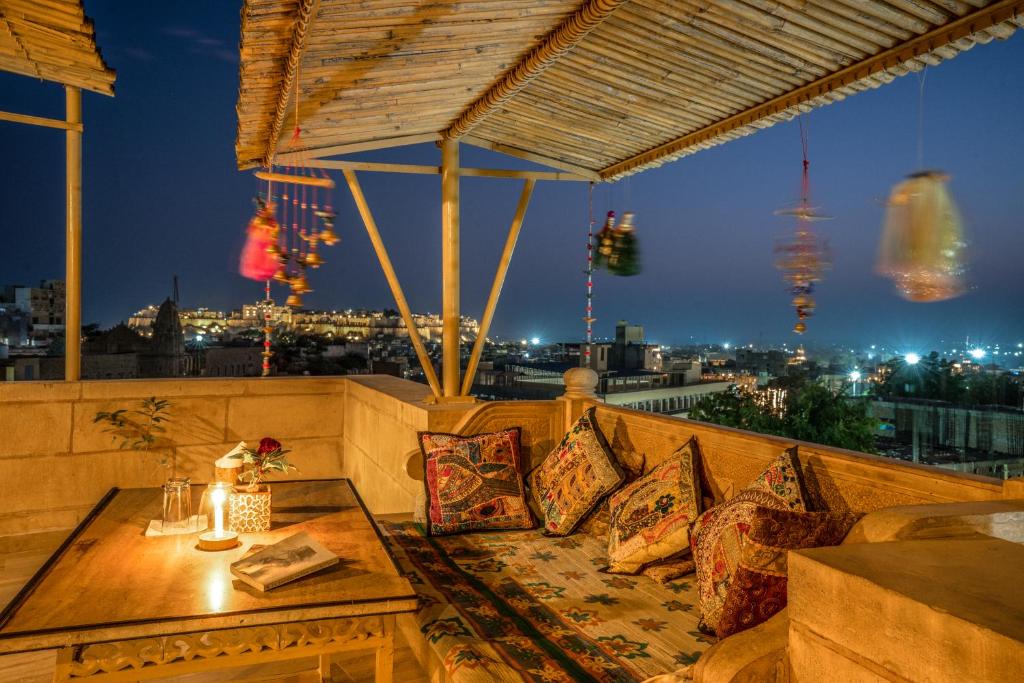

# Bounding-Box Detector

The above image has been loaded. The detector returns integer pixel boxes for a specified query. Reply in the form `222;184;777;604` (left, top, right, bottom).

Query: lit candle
211;486;227;538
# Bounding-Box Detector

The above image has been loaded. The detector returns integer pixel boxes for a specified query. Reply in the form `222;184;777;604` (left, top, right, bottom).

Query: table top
0;479;417;653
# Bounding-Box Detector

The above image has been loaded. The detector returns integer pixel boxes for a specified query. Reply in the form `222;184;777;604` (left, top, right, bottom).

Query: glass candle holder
161;477;192;533
197;482;240;551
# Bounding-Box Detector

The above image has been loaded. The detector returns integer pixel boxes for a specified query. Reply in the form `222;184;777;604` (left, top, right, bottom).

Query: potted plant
227;437;296;532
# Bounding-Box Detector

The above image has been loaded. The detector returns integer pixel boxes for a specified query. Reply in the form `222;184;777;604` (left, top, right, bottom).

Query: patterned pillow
527;407;625;536
690;450;809;635
642;556;696;584
717;506;862;637
421;428;534;536
606;440;701;574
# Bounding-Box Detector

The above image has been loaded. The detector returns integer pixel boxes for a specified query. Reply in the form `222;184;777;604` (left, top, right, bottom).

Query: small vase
228;485;272;532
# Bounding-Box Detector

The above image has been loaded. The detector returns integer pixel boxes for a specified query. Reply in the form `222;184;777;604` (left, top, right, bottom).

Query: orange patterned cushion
716;507;862;637
527;407;625;536
690;450;809;635
421;428;534;536
606;440;701;574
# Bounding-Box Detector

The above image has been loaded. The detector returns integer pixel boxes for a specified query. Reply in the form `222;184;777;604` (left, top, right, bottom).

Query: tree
690;380;877;453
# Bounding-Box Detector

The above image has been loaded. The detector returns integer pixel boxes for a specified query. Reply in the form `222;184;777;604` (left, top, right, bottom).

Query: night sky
1;1;1022;348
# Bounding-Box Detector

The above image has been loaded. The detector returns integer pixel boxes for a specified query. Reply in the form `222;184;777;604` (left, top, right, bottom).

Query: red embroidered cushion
421;428;534;536
691;450;809;635
716;506;862;637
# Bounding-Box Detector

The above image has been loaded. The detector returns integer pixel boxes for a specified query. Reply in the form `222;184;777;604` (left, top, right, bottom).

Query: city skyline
1;2;1022;346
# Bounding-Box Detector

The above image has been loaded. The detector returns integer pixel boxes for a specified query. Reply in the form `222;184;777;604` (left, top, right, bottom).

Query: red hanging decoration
239;198;280;281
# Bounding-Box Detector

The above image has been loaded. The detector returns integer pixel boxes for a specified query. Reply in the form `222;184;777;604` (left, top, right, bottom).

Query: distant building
80;298;187;379
0;304;30;347
205;346;264;377
0;280;65;341
736;348;789;378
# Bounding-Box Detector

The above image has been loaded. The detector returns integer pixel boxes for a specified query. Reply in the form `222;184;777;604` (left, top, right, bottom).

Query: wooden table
0;479;417;682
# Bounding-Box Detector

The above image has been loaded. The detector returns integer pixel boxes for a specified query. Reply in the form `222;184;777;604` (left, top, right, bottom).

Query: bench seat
381;521;711;682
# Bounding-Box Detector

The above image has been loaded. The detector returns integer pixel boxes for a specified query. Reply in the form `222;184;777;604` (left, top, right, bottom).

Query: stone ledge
789;538;1024;682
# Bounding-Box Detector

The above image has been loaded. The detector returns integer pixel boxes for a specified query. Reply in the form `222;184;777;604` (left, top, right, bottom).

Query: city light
530;337;540;345
849;370;861;382
723;342;731;350
905;352;920;365
969;348;986;360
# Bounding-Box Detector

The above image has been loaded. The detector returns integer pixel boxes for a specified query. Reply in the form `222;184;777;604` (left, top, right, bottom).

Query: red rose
257;437;282;454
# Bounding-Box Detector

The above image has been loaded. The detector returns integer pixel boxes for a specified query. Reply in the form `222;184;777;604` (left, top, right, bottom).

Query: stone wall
340;376;474;514
0;377;346;537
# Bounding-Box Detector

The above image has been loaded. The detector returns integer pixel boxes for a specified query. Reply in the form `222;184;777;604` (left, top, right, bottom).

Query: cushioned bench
382;521;710;682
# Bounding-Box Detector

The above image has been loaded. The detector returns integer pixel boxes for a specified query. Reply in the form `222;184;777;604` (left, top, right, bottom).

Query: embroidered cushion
642;556;696;584
690;450;809;635
527;407;625;536
421;428;534;536
606;440;701;574
717;506;862;637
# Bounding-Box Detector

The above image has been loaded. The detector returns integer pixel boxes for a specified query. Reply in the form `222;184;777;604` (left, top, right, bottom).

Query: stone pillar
560;367;599;431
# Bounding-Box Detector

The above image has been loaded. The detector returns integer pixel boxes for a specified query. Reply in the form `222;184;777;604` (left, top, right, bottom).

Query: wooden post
342;170;442;398
461;179;535;395
65;86;82;382
441;139;461;397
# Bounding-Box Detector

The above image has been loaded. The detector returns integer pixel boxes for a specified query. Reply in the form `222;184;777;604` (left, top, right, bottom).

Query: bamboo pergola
235;0;1023;400
0;0;115;381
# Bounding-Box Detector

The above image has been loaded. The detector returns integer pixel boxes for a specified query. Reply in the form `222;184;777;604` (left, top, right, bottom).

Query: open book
230;531;339;591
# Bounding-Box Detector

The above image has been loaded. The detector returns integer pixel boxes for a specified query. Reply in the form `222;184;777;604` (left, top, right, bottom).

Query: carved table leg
374;615;395;683
319;652;335;682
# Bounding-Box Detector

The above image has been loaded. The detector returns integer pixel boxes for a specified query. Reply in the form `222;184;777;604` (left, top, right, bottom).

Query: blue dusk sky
1;1;1022;348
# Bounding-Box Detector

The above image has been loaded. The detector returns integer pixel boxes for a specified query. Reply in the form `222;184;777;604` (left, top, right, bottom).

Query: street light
905;352;920;365
849;370;862;382
530;337;540;346
969;348;986;360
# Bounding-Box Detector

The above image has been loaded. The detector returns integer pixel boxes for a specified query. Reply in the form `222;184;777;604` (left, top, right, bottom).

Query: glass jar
161;477;192;532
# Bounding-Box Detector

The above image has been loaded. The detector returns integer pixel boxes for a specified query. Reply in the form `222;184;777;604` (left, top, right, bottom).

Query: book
230;531;339;591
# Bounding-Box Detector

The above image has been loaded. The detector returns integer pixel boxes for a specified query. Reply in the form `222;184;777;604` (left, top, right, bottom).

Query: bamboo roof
0;0;115;95
235;0;1022;178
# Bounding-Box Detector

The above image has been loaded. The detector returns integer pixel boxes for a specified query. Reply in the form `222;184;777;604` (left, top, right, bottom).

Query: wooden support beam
442;0;630;140
254;170;334;188
271;134;440;166
264;0;320;167
462;135;602;180
461;180;535;396
0;110;82;131
441;140;461;398
304;159;591;181
64;86;82;382
600;0;1024;179
342;169;442;398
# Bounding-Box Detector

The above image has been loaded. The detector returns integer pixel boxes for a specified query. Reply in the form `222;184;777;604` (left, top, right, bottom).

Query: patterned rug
381;521;711;682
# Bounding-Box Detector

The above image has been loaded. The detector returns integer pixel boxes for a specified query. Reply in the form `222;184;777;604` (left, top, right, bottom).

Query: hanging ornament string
916;66;928;170
774;115;831;335
584;182;596;366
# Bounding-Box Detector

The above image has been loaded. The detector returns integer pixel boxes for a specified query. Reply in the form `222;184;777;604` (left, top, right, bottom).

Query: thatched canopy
0;0;115;95
236;0;1022;178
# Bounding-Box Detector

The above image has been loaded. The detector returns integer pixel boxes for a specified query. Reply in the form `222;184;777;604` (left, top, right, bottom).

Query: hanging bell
285;292;303;308
272;267;290;284
593;211;615;270
304;249;324;269
793;322;807;334
607;211;641;277
291;272;312;294
877;171;967;302
317;210;340;246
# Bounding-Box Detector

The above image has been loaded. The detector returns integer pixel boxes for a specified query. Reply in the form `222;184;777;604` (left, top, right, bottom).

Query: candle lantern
197;482;240;551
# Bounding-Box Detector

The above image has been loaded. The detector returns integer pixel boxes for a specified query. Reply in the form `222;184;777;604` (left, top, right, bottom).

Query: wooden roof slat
0;0;114;94
237;0;1022;177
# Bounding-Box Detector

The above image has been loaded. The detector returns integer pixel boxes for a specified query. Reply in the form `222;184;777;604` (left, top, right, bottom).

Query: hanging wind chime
876;71;967;302
592;187;641;277
774;119;831;335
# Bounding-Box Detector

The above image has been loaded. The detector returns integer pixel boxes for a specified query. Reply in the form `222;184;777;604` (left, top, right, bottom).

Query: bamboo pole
441;139;460;398
342;169;442;398
0;109;83;131
461;179;535;396
302;158;591;181
64;86;82;382
253;170;334;188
